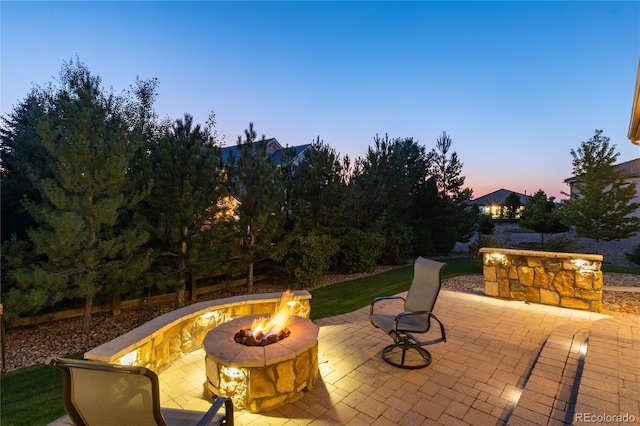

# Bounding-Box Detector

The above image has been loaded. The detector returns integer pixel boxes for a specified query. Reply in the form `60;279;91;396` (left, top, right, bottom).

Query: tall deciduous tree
144;114;230;307
229;123;285;293
519;190;567;245
559;129;640;253
3;60;152;333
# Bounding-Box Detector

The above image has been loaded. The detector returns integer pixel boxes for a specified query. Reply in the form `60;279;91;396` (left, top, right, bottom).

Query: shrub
477;215;495;235
542;235;583;253
625;243;640;266
379;223;412;265
285;233;339;288
339;229;385;273
468;234;500;258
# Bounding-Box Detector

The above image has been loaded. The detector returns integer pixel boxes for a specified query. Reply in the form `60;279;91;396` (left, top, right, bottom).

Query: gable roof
469;189;530;206
564;158;640;183
220;138;311;166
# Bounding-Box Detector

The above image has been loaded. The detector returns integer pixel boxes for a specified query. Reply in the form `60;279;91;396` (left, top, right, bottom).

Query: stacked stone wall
85;291;312;373
479;248;603;312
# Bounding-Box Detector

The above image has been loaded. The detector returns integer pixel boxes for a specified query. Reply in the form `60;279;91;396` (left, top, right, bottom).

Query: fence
3;273;269;329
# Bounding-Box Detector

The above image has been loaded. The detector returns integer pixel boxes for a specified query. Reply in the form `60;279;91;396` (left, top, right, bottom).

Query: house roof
220;138;311;166
469;189;531;206
564;158;640;183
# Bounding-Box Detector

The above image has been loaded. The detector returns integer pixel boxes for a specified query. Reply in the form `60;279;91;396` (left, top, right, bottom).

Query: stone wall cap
86;291;312;363
479;247;603;261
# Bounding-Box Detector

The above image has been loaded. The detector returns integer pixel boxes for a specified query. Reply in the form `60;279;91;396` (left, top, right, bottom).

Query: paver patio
49;289;640;425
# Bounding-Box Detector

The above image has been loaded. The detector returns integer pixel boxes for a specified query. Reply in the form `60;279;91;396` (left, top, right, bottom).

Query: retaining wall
84;291;312;373
479;248;603;312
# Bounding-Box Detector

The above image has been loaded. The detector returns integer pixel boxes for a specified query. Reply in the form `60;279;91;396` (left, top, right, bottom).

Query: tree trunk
176;285;186;308
82;297;93;335
247;262;254;294
111;293;122;316
190;273;197;302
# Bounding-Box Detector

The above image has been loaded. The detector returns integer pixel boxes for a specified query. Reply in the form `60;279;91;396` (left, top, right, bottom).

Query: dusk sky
2;1;639;200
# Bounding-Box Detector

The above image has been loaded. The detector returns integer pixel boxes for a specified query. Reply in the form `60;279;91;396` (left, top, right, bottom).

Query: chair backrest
404;257;446;313
49;357;167;426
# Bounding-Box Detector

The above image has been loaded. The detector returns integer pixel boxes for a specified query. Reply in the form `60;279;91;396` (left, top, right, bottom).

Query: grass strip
310;257;482;320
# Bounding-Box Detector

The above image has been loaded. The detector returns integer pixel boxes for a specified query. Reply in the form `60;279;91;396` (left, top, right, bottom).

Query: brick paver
48;290;640;425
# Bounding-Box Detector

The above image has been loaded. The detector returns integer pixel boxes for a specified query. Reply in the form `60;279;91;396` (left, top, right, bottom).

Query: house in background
564;158;640;220
220;138;311;166
468;189;530;219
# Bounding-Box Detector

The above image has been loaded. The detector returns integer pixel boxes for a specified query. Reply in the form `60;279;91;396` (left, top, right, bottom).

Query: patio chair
48;357;233;426
369;257;447;369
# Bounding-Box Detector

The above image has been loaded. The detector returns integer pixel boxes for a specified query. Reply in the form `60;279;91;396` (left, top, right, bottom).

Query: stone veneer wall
203;316;319;413
85;291;312;373
479;248;603;312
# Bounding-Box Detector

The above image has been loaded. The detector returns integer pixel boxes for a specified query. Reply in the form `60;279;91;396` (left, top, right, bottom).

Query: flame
250;290;299;337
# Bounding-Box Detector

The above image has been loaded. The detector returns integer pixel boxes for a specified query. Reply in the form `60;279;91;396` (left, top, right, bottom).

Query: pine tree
144;114;230;307
559;129;640;253
519;190;567;245
2;60;152;333
502;192;522;223
229;123;285;293
424;131;475;254
0;91;49;239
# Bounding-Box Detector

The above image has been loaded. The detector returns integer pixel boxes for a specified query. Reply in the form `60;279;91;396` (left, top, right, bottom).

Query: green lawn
3;257;638;426
310;257;482;319
1;362;65;426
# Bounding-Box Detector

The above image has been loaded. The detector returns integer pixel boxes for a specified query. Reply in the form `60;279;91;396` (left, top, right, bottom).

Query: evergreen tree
502;192;522;223
423;131;475;254
519;190;567;245
348;135;426;263
287;137;347;234
559;129;640;253
427;131;466;200
144;114;230;307
229;123;285;293
0;91;49;240
2;60;152;333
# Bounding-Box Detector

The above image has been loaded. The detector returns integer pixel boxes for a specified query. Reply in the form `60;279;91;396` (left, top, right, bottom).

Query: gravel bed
1;267;637;373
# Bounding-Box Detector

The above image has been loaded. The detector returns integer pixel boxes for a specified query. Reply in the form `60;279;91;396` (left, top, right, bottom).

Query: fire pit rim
203;314;319;368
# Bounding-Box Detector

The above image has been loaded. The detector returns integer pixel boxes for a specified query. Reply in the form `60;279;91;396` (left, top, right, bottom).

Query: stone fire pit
203;314;319;413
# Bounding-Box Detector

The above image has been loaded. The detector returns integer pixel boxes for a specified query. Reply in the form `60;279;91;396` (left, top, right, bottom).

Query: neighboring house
216;138;311;222
220;138;311;166
563;158;640;219
468;189;530;219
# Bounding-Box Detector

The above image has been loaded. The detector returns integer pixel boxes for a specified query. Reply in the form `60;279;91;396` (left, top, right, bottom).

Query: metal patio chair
49;357;233;426
369;257;447;369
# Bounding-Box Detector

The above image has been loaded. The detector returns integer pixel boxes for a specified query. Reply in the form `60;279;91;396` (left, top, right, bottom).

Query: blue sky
2;1;639;200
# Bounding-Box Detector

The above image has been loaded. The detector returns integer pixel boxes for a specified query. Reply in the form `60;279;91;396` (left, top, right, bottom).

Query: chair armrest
370;296;405;315
394;311;447;343
196;396;234;426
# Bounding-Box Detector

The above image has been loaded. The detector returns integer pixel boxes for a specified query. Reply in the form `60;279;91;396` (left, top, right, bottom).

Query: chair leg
380;341;433;369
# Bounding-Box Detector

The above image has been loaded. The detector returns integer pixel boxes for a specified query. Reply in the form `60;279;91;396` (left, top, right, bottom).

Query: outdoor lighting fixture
221;366;246;380
488;253;507;264
573;259;597;272
119;350;138;366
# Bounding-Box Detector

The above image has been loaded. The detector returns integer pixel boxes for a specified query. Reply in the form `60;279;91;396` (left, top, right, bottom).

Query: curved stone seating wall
84;291;312;373
479;248;603;312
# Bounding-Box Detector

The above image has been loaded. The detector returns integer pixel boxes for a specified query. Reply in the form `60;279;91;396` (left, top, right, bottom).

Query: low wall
479;248;603;312
85;291;312;373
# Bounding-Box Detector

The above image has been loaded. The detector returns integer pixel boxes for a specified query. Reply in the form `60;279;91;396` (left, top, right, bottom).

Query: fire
250;290;299;337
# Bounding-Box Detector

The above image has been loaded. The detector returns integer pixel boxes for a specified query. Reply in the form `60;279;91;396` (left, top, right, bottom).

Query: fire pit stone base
203;315;319;413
